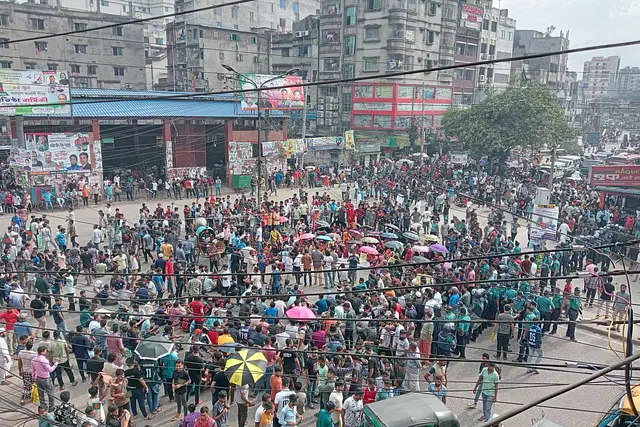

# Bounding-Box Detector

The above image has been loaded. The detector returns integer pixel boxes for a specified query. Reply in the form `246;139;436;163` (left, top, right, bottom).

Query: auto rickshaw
362;393;459;427
596;385;640;426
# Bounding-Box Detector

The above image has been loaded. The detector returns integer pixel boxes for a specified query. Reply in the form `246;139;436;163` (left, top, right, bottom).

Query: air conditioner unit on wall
479;75;485;82
295;31;310;37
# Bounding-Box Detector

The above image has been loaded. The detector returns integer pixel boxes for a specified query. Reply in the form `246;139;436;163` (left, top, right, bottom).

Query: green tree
442;84;574;163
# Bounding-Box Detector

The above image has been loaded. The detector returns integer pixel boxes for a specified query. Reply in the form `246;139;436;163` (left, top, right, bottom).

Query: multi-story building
452;0;481;105
0;2;147;89
511;29;570;90
615;65;640;97
582;56;620;101
476;2;515;100
4;0;172;89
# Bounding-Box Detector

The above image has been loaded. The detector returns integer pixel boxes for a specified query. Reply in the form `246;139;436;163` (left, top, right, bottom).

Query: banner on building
0;70;71;116
165;140;174;170
285;139;306;158
345;130;355;150
449;151;470;165
530;205;559;241
228;141;254;175
239;74;305;111
589;165;640;188
262;141;286;157
460;3;483;30
307;136;346;151
167;167;206;180
11;132;98;174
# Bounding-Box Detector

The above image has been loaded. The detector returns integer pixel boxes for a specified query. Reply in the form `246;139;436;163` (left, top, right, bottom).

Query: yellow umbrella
423;234;439;242
224;349;267;386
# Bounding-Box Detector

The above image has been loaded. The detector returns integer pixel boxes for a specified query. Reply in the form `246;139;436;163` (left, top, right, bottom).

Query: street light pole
221;65;299;210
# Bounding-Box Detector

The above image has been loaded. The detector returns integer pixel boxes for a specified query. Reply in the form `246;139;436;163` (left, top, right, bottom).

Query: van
557;155;581;171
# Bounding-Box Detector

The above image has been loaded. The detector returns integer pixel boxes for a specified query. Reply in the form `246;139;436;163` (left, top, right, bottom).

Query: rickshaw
195;226;223;261
596;386;640;426
362;393;459;427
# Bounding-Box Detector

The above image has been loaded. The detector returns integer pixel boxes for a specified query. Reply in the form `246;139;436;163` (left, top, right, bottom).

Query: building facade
0;2;147;89
582;55;620;101
511;29;570;90
617;66;640;96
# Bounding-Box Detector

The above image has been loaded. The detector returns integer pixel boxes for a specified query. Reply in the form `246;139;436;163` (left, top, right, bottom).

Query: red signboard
590;165;640;187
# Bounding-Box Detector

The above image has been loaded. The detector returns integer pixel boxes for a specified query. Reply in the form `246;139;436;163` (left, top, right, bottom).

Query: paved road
0;185;630;427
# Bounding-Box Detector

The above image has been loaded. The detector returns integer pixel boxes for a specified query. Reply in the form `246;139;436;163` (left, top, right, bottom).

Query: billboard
307;136;345;151
590;165;640;188
530;205;559;241
239;74;304;111
460;3;483;30
0;70;71;116
10;132;96;173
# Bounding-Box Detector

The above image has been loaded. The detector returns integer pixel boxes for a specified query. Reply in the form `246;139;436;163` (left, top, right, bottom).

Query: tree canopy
442;84;575;161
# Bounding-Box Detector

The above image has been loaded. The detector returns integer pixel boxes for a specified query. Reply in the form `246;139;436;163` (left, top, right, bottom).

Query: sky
500;0;640;73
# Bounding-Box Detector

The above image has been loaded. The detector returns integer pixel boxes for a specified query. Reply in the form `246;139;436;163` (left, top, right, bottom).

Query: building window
0;15;7;26
251;36;257;43
231;33;240;41
488;44;495;55
271;3;275;12
279;18;286;28
74;44;87;54
323;58;339;71
490;21;497;32
214;8;221;16
343;63;355;79
155;38;164;45
426;30;435;44
74;23;87;31
508;31;513;41
71;64;81;74
25;63;36;70
219;52;224;60
364;57;378;71
30;19;45;30
34;41;47;52
47;63;57;71
482;19;489;30
480;42;487;54
364;27;379;40
344;35;355;55
237;54;243;62
345;6;356;25
0;38;8;49
88;65;97;75
366;0;380;9
249;12;255;21
100;0;109;6
112;46;124;56
280;0;286;8
298;45;309;56
343;92;352;113
216;22;223;27
213;31;220;38
281;48;289;57
232;6;238;18
0;61;10;69
112;26;123;36
428;1;437;15
113;67;125;76
500;30;505;39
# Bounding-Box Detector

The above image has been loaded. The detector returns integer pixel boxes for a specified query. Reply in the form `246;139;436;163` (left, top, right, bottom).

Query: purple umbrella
430;243;449;253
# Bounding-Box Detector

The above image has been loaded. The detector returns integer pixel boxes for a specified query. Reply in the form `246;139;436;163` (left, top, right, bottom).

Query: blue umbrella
317;235;333;242
384;240;404;250
381;232;398;239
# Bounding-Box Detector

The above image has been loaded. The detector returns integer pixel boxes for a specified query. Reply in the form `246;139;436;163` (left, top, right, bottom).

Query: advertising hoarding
0;70;71;116
589;165;640;187
460;3;483;30
240;74;305;111
10;132;97;174
307;136;346;151
530;205;559;241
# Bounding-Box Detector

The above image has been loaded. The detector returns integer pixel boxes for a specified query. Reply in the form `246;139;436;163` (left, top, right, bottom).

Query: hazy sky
500;0;640;73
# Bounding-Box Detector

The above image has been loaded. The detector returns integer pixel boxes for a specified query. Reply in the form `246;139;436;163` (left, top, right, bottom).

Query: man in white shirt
329;380;345;426
343;391;363;427
274;383;293;421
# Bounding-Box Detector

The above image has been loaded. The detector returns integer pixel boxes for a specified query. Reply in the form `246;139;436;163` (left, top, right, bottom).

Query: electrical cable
2;0;257;46
2;38;640;109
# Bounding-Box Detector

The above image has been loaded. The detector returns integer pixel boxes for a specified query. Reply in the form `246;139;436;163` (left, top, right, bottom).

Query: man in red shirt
0;308;19;355
189;296;205;330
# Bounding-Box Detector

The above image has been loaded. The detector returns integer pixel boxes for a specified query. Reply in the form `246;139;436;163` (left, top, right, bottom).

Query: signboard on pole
589;165;640;188
530;204;559;241
0;70;71;116
239;74;305;111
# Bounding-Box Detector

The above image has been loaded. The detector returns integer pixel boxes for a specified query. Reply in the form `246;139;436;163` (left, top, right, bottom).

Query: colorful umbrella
381;232;398;239
384;240;404;250
135;336;174;360
224;349;267;386
423;234;439;242
403;231;420;241
411;256;429;264
286;306;316;321
300;233;316;240
360;246;379;255
347;240;362;245
317;235;333;242
412;245;430;253
317;220;330;228
349;229;363;237
279;217;289;222
384;223;400;231
362;236;380;244
430;243;449;253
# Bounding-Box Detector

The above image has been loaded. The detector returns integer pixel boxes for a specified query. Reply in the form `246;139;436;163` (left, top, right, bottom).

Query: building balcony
387;39;415;52
454;53;477;63
320;13;342;24
453;78;475;89
319;44;342;54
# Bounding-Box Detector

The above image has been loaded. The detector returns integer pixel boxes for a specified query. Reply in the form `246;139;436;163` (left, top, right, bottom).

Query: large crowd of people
0;149;635;427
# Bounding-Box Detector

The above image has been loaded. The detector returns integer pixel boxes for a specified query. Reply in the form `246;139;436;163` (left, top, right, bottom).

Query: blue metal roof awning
595;186;640;196
25;88;285;119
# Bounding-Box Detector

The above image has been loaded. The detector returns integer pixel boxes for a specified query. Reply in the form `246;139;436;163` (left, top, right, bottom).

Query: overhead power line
2;0;256;45
4;38;640;109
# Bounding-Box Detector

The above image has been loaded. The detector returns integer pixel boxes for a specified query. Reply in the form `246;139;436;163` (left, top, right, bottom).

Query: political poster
11;132;96;174
530;205;559;241
239;74;304;111
307;136;346;151
345;130;355;150
0;70;71;116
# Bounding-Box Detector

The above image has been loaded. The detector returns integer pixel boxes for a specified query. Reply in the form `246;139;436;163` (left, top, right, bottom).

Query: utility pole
548;146;556;190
